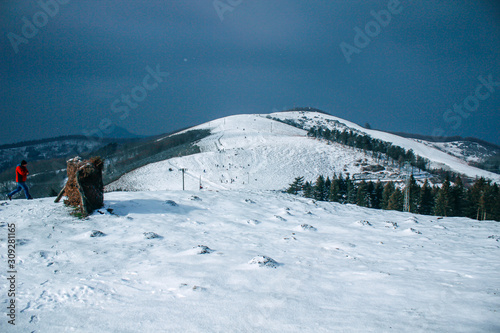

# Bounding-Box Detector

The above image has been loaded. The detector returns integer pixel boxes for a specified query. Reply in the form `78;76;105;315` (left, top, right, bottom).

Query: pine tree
417;179;434;215
492;184;500;221
314;175;326;201
286;176;304;195
337;174;347;203
382;182;395;210
372;181;383;209
409;175;420;213
346;175;356;204
482;181;496;220
329;177;341;202
324;177;332;201
303;181;313;198
356;181;369;207
366;181;375;208
434;178;451;216
450;176;466;216
387;188;403;211
466;177;486;219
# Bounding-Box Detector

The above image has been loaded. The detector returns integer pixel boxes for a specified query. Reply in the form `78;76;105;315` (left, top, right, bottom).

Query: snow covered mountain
0;136;105;174
108;111;499;192
1;190;499;332
0;127;143;174
3;111;499;332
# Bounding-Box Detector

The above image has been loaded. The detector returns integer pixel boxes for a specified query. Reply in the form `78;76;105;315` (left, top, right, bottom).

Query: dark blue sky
1;0;499;145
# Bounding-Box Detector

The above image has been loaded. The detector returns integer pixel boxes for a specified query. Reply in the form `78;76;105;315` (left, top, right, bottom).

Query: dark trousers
8;182;32;199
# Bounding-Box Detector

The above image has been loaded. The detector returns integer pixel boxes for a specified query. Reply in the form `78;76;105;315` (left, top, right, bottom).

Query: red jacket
16;165;29;183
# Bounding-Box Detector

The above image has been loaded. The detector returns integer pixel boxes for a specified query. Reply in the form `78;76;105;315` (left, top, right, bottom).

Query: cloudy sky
1;0;499;145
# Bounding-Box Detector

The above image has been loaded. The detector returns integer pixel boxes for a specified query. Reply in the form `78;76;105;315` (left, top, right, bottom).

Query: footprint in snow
299;224;317;231
16;239;29;246
190;196;202;201
385;221;398;229
247;219;261;225
406;217;419;224
245;199;256;204
248;255;280;268
274;215;287;222
165;200;178;207
357;220;372;227
283;233;297;241
144;232;162;239
90;230;106;237
195;245;214;254
39;251;50;259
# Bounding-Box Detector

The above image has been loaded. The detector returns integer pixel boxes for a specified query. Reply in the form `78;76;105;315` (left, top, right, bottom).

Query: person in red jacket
7;160;33;200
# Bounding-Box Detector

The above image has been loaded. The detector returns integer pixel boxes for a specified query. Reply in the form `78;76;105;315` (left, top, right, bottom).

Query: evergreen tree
466;177;486;219
492;184;500;221
366;181;375;208
450;176;466;216
324;177;332;201
346;175;356;204
372;181;383;209
286;176;304;195
417;179;434;215
387;188;403;211
314;175;326;201
434;178;451;216
482;181;496;220
382;182;395;210
356;181;369;207
329;176;341;202
337;174;347;203
303;181;313;198
408;175;420;213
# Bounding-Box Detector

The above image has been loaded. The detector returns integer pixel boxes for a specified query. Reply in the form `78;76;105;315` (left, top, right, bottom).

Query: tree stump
61;156;104;217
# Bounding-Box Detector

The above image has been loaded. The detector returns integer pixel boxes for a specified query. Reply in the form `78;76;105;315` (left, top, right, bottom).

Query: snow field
271;111;500;182
1;190;499;332
109;114;395;193
109;112;499;194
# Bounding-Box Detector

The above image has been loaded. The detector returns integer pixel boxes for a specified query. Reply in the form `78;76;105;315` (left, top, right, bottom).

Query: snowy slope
108;112;499;193
1;191;499;332
108;114;384;191
271;111;500;182
426;141;499;164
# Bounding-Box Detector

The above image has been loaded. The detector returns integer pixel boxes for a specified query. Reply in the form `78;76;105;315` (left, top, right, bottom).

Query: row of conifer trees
286;174;500;221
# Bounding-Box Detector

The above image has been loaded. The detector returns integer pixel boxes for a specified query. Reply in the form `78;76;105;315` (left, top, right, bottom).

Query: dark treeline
269;116;431;172
286;175;500;221
306;126;429;171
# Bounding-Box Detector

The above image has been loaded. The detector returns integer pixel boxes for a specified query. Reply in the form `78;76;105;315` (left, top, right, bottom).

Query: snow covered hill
108;111;499;193
272;111;500;181
0;137;104;174
1;191;499;332
427;140;499;164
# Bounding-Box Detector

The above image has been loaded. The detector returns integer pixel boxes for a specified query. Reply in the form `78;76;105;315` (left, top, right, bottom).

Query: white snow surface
1;191;500;332
108;112;499;193
271;112;500;182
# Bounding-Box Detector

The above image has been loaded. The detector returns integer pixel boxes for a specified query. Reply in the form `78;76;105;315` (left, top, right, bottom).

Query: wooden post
54;181;67;203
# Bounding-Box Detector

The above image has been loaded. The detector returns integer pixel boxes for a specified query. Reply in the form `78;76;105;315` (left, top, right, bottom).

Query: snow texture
1;191;499;332
107;112;499;194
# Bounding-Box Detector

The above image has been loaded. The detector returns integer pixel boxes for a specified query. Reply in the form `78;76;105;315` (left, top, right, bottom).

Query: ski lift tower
403;162;412;212
179;168;188;190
